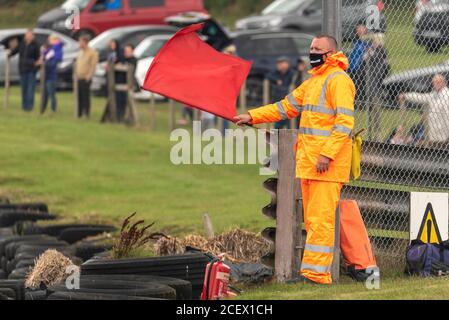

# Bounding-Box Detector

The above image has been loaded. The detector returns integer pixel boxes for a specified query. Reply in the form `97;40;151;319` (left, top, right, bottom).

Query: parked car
233;29;314;106
89;25;177;95
36;0;207;40
413;0;449;52
382;59;449;108
164;12;315;106
0;28;79;89
235;0;386;42
92;12;233;97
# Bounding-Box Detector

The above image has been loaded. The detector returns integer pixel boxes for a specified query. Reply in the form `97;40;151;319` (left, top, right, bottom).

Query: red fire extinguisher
201;253;233;300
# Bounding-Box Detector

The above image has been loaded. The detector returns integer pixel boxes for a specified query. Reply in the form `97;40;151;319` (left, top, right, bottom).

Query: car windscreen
237;36;298;56
262;0;308;15
90;29;130;53
62;0;90;10
134;38;168;59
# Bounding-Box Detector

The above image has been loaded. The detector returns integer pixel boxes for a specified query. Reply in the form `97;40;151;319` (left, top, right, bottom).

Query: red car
37;0;207;39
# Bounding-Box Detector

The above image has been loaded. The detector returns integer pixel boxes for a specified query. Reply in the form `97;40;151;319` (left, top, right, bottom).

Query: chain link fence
338;0;449;270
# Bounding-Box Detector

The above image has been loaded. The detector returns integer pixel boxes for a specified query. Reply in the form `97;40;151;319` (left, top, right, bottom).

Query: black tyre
0;203;48;213
0;288;15;299
0;269;6;279
49;279;176;299
0;211;56;228
81;253;211;299
6;240;68;260
82;274;192;300
14;245;75;259
74;242;112;261
23;224;115;237
47;291;163;300
0;279;25;300
25;289;48;300
0;235;54;256
58;226;116;244
12;259;35;271
8;267;31;280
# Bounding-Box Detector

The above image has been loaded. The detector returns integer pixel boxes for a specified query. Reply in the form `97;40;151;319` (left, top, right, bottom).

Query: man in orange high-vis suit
235;35;355;285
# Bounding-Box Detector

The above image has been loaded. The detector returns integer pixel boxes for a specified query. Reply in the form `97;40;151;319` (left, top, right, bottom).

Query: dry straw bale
25;249;79;289
155;229;271;263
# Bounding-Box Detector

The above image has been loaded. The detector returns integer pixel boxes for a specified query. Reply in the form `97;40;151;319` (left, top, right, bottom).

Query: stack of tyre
0;200;214;300
80;252;212;300
0;201;117;300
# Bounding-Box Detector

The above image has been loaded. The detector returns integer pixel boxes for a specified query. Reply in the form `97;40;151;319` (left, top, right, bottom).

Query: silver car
0;28;79;87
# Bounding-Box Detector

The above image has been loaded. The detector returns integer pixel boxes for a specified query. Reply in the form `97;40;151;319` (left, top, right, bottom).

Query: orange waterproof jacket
249;52;356;183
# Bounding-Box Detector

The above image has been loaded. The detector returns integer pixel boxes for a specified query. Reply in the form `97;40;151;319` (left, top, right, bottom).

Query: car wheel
425;40;442;53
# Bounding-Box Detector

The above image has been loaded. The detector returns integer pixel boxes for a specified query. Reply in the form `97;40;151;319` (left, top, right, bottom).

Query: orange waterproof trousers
300;179;342;284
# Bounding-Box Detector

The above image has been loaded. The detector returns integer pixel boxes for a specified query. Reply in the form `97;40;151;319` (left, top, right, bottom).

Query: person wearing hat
266;56;295;129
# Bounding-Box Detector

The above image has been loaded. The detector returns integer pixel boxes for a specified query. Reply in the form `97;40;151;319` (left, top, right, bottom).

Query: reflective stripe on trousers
300;179;343;284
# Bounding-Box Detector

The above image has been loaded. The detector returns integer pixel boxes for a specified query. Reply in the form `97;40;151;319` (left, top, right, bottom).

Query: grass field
0;86;272;235
1;86;449;299
1;1;449;300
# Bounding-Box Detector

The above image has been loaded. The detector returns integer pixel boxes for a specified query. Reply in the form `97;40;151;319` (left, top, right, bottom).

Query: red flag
142;23;252;122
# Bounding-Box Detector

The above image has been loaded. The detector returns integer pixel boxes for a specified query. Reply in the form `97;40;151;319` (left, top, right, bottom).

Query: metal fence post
322;0;342;283
322;0;342;47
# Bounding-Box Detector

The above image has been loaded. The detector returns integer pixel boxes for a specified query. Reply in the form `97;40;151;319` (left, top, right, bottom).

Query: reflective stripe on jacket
248;52;355;183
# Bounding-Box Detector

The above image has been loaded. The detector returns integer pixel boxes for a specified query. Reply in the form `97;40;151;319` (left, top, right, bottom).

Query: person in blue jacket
41;34;64;114
348;24;369;109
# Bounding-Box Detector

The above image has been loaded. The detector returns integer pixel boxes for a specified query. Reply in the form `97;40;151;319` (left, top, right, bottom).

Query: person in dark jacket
266;56;295;129
364;33;390;141
8;30;40;111
115;44;137;123
41;35;64;114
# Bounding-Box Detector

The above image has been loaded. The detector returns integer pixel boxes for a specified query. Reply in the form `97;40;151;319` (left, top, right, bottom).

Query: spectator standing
399;74;449;148
266;56;295;129
75;36;99;118
8;29;40;111
41;35;64;114
348;24;370;110
115;44;137;123
364;33;390;141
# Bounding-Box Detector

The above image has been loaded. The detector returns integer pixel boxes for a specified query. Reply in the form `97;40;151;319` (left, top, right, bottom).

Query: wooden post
39;63;46;114
203;213;215;240
150;91;156;131
274;129;301;281
126;64;139;126
73;60;79;118
239;81;247;113
107;63;117;122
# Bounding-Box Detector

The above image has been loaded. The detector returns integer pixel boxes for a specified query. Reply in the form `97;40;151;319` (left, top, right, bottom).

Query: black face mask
309;51;332;68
